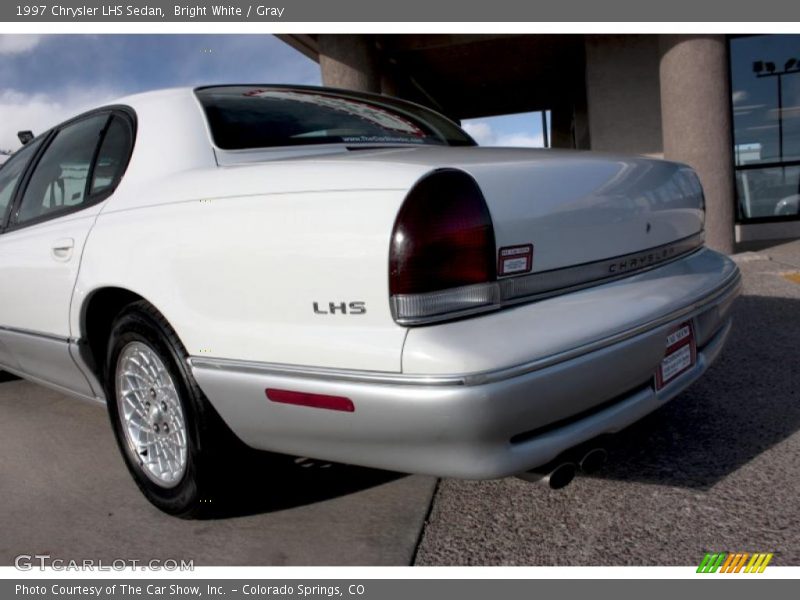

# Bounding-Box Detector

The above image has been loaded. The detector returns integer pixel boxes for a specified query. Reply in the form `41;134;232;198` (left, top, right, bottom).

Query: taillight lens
389;169;498;324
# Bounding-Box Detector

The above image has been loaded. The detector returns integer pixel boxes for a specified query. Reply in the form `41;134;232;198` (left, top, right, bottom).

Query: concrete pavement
0;380;436;566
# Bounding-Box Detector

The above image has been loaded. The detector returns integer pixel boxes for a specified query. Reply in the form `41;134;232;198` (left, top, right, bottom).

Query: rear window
196;86;475;150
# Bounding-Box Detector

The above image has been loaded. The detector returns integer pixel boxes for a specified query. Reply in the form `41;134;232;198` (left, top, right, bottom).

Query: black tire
104;301;241;517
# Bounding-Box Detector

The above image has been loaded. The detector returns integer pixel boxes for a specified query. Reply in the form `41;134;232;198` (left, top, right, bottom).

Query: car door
0;136;47;371
0;110;134;397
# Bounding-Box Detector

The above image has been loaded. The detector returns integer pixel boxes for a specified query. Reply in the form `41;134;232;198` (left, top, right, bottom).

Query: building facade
281;34;800;253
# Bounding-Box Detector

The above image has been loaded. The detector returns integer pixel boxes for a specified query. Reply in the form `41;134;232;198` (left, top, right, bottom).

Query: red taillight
388;170;499;324
266;389;355;412
390;170;496;296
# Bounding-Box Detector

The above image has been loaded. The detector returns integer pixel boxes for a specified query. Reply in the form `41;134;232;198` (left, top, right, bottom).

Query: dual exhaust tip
517;447;607;490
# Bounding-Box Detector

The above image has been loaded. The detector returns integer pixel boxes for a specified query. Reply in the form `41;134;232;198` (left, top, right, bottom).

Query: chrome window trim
189;264;741;389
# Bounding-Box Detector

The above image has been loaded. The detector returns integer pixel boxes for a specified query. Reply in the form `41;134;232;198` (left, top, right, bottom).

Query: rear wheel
104;301;237;517
115;341;189;489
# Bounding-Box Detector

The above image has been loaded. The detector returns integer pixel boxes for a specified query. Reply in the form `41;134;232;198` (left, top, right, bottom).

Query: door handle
51;238;75;261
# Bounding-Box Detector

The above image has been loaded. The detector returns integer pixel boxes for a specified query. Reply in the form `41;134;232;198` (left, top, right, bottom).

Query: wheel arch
79;287;164;384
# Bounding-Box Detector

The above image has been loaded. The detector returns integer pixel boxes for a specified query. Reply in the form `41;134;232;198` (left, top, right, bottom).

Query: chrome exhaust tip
545;463;577;489
517;462;577;489
578;448;608;474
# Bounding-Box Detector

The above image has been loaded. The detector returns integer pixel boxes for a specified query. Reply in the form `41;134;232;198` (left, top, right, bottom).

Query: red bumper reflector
266;388;355;412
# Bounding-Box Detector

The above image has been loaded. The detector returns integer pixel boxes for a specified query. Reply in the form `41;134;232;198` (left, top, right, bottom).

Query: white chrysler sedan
0;85;740;516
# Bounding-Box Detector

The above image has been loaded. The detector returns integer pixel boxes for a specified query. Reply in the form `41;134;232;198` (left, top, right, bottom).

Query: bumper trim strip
189;265;741;388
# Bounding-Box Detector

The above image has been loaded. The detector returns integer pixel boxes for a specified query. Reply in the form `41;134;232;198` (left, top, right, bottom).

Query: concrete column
317;35;381;93
585;35;663;157
380;70;400;97
659;35;735;254
550;105;574;149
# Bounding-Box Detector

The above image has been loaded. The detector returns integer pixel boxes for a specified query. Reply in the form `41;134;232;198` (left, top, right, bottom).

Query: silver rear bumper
190;248;740;479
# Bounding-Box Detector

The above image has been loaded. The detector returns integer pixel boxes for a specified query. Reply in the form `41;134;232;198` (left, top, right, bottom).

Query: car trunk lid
330;146;705;275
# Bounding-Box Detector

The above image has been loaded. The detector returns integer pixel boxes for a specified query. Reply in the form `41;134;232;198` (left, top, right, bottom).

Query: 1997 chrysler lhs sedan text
0;85;740;516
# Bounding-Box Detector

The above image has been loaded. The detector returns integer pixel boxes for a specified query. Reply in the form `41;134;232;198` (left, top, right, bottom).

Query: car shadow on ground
195;452;406;519
0;371;20;383
588;294;800;490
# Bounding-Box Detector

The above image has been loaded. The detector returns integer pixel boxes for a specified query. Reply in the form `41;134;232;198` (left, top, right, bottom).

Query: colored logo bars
697;552;774;573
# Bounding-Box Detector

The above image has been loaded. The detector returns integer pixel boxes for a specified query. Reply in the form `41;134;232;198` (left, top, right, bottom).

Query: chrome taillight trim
390;282;501;323
391;232;706;325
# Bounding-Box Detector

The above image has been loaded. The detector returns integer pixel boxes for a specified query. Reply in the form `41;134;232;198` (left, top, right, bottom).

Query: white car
775;194;800;216
0;85;740;516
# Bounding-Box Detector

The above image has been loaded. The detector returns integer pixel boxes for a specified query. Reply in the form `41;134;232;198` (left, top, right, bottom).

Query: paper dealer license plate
655;321;696;390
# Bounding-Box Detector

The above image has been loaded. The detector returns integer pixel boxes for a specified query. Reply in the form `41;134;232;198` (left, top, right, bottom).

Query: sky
462;111;549;148
0;34;321;151
0;34;548;153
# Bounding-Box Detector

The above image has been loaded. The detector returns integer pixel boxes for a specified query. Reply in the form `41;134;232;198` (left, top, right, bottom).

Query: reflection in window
0;138;43;218
14;114;107;225
461;111;551;148
736;166;800;218
730;35;800;219
91;116;132;195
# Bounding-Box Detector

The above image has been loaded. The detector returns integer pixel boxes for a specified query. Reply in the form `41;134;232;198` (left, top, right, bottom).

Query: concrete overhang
278;34;586;119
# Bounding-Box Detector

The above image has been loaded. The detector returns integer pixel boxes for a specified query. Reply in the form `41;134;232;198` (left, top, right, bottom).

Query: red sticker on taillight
498;244;534;276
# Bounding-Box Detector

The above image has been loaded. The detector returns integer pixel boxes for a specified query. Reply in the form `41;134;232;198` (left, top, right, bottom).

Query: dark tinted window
14;114;107;225
0;137;44;222
730;35;800;220
731;35;800;167
90;115;133;195
197;86;475;150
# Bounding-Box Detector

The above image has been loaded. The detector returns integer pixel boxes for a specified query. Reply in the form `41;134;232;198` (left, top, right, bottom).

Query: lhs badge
498;244;533;276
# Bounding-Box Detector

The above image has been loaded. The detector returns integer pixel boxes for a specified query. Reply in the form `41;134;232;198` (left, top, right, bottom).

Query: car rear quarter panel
73;171;424;372
70;89;439;374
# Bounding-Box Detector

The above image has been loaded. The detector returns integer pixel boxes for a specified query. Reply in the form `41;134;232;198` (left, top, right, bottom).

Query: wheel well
82;287;146;383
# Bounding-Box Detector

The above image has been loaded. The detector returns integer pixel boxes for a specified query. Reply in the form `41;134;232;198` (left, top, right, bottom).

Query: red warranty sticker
655;321;697;390
498;244;533;276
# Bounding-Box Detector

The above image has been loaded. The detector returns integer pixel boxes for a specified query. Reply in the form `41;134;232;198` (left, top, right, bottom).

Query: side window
13;114;108;226
90;115;133;196
0;138;44;223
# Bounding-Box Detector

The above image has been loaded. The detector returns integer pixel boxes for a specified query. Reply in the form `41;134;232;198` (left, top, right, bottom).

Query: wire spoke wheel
115;341;188;488
105;301;255;516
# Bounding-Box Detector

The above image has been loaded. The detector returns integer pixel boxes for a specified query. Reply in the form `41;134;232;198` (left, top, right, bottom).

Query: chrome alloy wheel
115;341;188;488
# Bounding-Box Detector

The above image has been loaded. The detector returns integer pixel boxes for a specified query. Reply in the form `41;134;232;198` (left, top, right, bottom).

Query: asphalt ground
415;240;800;565
1;241;799;566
